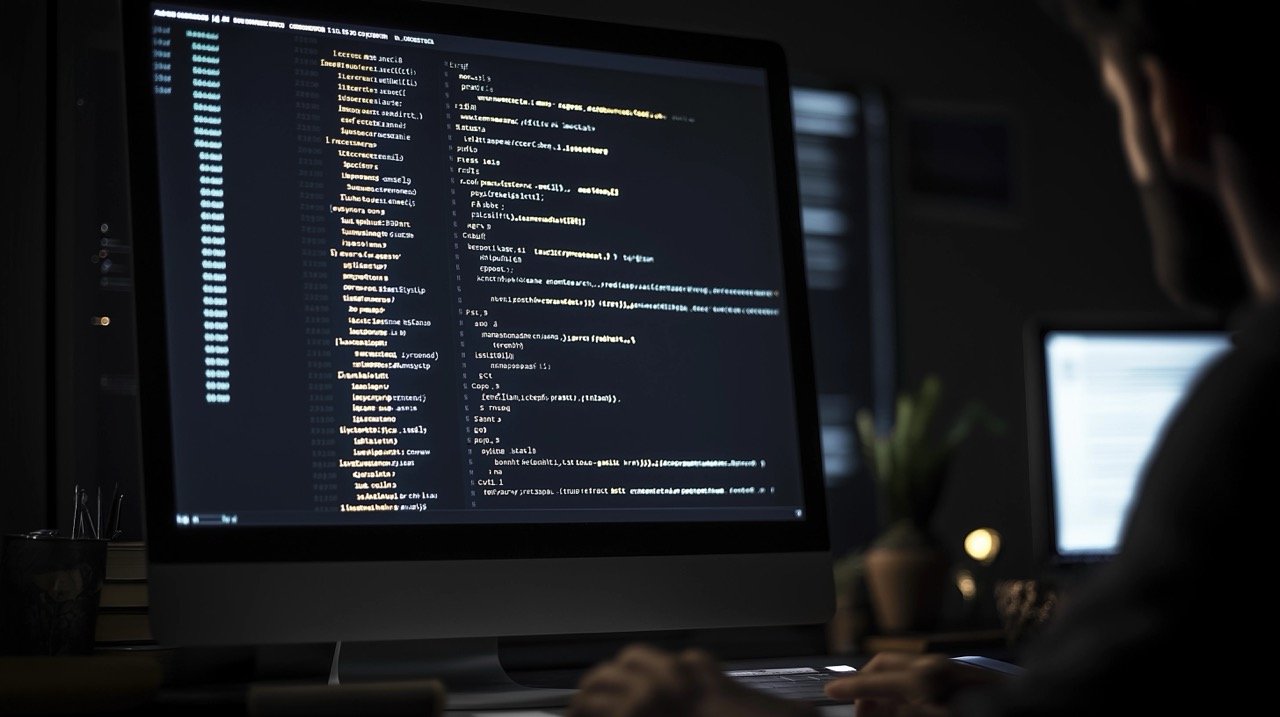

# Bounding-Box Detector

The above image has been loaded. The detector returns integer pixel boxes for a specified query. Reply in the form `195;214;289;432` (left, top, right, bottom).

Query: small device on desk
122;0;841;710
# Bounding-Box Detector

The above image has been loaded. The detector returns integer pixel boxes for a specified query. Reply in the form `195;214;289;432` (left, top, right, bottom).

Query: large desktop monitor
1024;317;1231;569
122;0;832;701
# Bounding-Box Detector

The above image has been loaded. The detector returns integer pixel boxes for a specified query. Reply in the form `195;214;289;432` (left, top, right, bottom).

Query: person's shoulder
1128;303;1279;535
1229;300;1280;356
1204;300;1280;398
1167;301;1280;445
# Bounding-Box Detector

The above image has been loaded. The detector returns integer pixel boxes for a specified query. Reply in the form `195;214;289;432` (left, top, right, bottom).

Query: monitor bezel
124;0;830;565
1023;313;1228;569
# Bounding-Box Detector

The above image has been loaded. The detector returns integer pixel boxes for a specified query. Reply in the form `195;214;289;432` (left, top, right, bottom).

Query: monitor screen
123;0;832;661
1027;323;1230;564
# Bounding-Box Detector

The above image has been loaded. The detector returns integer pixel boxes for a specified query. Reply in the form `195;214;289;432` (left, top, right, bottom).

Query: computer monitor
1024;317;1231;568
122;0;832;701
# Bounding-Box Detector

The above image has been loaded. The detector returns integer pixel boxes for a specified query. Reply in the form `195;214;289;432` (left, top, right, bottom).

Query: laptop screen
1028;323;1230;564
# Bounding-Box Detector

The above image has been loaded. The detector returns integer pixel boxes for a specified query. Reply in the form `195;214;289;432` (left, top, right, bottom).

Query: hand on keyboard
822;652;1011;717
724;665;854;704
567;643;819;717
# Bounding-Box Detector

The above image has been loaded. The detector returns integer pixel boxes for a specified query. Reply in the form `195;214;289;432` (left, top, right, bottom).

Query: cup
0;533;109;655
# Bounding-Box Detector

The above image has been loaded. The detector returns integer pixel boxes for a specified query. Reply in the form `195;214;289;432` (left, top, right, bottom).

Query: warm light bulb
964;527;1001;564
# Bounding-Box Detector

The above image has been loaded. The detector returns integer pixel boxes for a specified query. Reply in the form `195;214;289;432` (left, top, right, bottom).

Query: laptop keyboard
725;665;856;704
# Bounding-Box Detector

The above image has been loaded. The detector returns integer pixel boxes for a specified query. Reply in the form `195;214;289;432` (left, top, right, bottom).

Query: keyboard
725;664;856;704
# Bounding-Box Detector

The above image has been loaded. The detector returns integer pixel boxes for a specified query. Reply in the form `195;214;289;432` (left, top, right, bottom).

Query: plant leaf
855;408;878;457
889;391;914;488
906;374;942;458
942;402;1005;453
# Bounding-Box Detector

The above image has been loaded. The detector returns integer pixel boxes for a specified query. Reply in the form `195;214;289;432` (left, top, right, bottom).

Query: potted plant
854;374;1003;634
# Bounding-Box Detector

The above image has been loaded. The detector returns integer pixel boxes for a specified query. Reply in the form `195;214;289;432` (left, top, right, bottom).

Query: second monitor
1025;317;1231;567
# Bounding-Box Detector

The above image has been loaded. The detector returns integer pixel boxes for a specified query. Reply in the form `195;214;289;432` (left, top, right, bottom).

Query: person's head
1049;1;1278;315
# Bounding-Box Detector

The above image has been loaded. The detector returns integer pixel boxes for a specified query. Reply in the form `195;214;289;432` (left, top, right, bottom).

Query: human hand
567;643;816;717
823;652;1008;717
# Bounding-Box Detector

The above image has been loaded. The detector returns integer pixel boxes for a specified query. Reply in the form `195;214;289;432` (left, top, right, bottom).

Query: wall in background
0;0;51;539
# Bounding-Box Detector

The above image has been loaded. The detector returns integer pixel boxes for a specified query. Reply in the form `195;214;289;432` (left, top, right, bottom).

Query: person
566;2;1279;715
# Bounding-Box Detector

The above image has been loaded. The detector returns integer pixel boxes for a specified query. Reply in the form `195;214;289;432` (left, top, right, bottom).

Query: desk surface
1;651;860;715
444;708;853;716
1;647;1017;715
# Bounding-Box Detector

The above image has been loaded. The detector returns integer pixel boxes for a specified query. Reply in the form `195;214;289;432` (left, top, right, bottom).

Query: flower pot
862;543;949;634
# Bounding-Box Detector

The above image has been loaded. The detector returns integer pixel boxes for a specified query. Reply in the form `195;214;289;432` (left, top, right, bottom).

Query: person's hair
1046;0;1266;151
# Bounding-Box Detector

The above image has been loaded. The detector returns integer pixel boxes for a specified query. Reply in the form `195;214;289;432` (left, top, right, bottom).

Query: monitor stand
332;638;578;710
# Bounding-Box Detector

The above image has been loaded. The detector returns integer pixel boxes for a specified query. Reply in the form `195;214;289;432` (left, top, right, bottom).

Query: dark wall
446;0;1176;579
1;0;51;538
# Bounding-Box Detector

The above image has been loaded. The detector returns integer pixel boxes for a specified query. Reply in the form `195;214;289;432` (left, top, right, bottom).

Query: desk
1;647;1018;715
443;708;853;716
2;651;857;715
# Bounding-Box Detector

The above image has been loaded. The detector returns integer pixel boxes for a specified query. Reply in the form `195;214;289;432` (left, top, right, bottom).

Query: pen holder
0;534;109;655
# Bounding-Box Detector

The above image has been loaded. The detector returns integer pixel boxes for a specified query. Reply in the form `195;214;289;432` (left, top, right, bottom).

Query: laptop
1024;316;1231;570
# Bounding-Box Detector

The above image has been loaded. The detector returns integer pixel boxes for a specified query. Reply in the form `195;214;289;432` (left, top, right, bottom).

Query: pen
105;484;124;540
113;493;124;538
78;489;96;540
